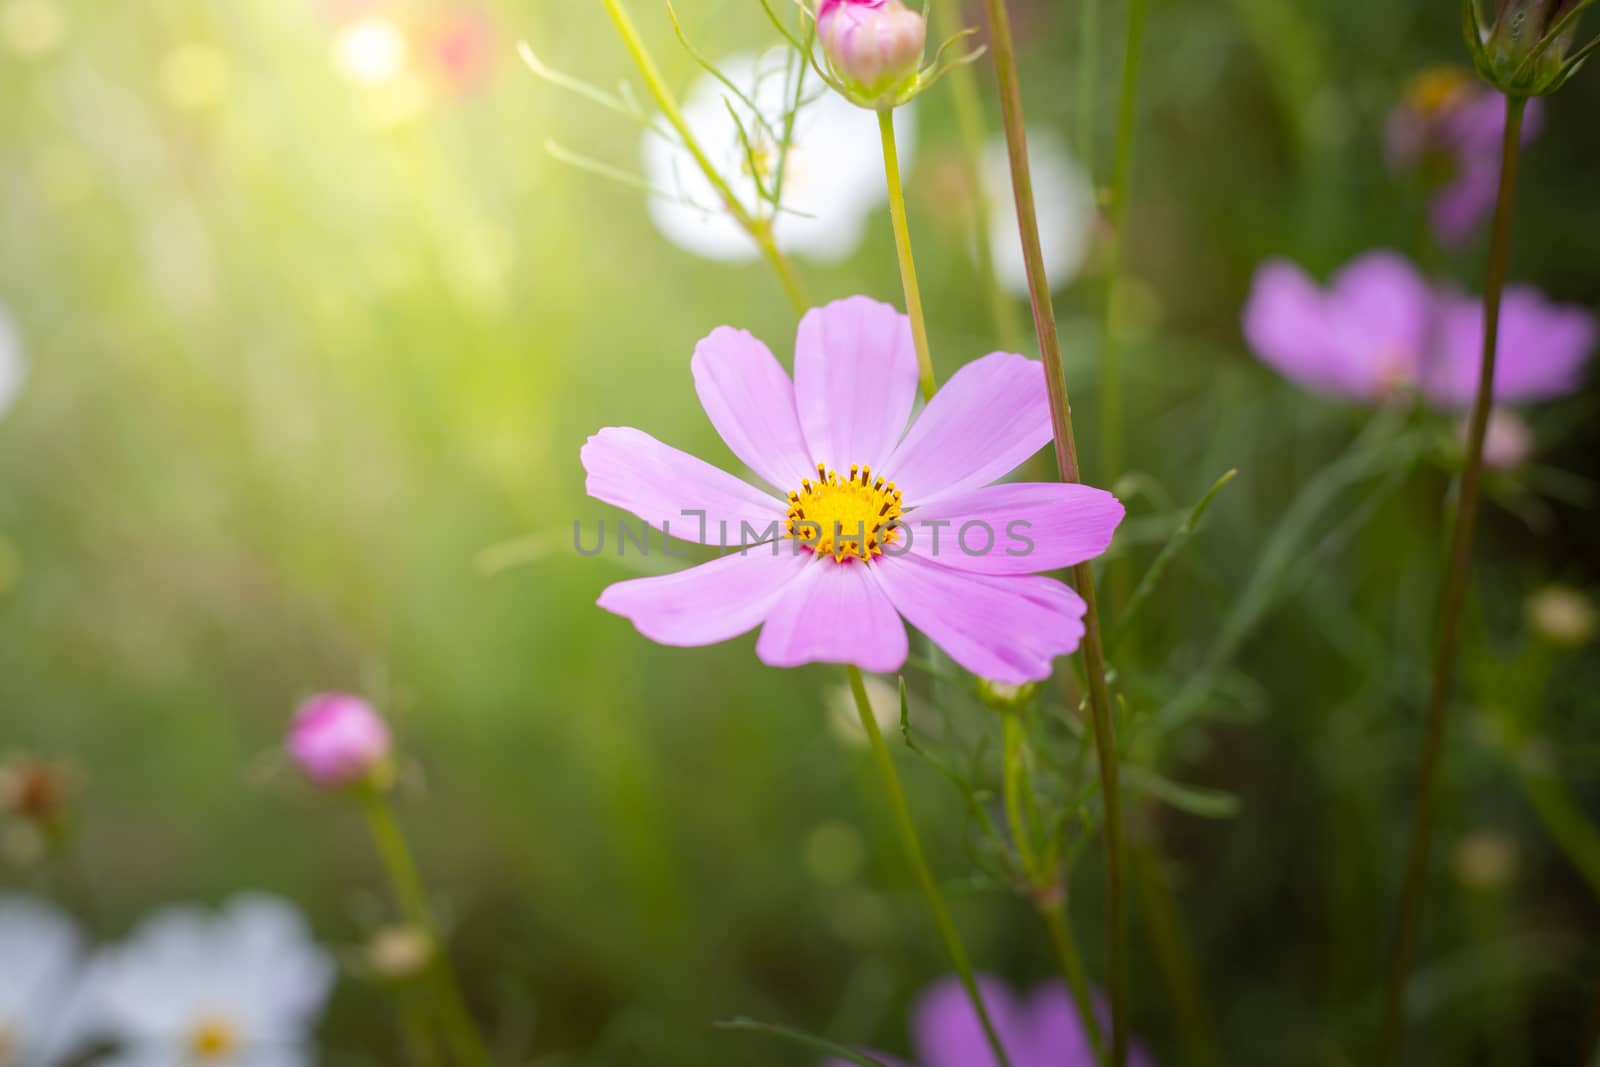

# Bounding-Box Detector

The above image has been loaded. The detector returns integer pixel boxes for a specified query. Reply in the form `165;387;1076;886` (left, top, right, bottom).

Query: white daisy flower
641;48;916;264
90;894;334;1067
982;131;1097;295
0;307;25;418
0;894;89;1067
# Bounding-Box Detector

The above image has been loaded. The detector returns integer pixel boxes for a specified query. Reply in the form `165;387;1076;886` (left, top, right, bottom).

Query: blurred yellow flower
0;0;63;59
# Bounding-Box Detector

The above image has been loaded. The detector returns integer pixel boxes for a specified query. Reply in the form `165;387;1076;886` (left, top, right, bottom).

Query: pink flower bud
817;0;926;105
287;693;393;788
1464;409;1534;471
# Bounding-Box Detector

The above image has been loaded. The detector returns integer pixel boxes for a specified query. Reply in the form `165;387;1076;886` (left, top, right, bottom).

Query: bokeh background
2;0;1597;1063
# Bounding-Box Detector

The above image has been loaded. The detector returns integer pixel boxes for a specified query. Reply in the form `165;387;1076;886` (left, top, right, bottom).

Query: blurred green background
1;0;1597;1063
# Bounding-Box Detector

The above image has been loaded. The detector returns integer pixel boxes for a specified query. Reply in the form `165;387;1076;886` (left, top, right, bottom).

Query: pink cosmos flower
817;0;926;102
582;296;1124;685
822;976;1156;1067
1242;251;1596;408
287;693;393;788
1385;68;1544;248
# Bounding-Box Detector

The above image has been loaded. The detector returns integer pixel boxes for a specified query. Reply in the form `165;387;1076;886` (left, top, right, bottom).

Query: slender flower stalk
1382;92;1529;1054
847;667;1015;1067
877;110;938;401
1075;0;1102;180
361;788;493;1067
1099;0;1149;491
1003;715;1105;1056
600;0;810;311
979;1;1127;1062
930;0;1024;352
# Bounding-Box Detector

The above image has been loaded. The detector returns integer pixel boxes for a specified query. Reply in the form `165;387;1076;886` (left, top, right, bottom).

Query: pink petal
1322;251;1432;396
884;353;1052;508
691;326;815;491
597;548;811;647
873;555;1086;684
1242;259;1340;393
902;482;1124;575
755;558;908;672
793;296;919;473
582;427;783;545
1424;287;1596;409
911;975;1029;1067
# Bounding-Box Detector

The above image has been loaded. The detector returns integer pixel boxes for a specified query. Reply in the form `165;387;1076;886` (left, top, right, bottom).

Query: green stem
931;0;1024;352
877;110;938;402
847;667;1014;1067
979;2;1127;1062
1099;0;1148;490
1381;92;1528;1055
1520;761;1600;897
602;0;810;313
1003;715;1105;1057
362;790;493;1067
1130;833;1223;1067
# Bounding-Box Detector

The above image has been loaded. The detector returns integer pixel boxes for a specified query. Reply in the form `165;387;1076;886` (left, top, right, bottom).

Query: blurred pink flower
582;296;1123;684
823;975;1156;1067
428;9;496;95
287;693;393;788
1242;251;1595;408
1385;68;1543;249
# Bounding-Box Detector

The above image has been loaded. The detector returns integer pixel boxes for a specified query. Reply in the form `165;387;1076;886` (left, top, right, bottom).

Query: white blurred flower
641;48;915;264
90;894;334;1067
982;132;1096;295
0;894;89;1067
0;308;25;418
335;18;406;86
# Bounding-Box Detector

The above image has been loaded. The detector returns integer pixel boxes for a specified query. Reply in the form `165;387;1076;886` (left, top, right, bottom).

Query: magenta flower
817;0;926;105
823;976;1155;1067
1242;252;1596;408
287;693;393;788
582;297;1124;685
1385;69;1543;248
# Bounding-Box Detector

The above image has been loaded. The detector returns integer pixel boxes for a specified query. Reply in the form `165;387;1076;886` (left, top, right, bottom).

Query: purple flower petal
1242;259;1340;393
1321;251;1433;396
1015;984;1101;1066
884;353;1052;507
692;325;816;491
1423;287;1597;409
874;555;1086;684
582;427;783;544
903;483;1124;575
755;558;908;672
794;296;920;474
1431;160;1498;249
911;976;1029;1067
598;548;811;646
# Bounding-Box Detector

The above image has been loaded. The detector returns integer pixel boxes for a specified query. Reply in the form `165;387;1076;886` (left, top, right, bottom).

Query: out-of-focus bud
1527;584;1597;647
287;693;394;789
1453;829;1519;890
817;0;926;108
0;755;69;832
977;678;1040;711
1465;409;1534;470
1474;0;1590;95
366;923;433;979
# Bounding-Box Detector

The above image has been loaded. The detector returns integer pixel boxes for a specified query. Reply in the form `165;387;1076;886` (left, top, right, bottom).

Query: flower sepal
1465;0;1597;95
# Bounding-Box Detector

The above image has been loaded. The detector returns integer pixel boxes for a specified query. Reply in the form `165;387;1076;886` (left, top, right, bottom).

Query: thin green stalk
1003;715;1105;1057
361;790;493;1067
979;2;1127;1062
1076;0;1102;182
1519;763;1600;897
1382;92;1529;1056
1130;834;1223;1067
847;667;1014;1067
877;111;938;401
1099;0;1149;492
931;0;1024;352
601;0;810;313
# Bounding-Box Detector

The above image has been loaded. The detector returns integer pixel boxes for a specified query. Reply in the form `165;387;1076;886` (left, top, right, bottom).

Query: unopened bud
1527;584;1596;647
367;924;433;979
1465;409;1534;470
977;678;1040;711
817;0;925;108
287;693;394;789
1479;0;1587;94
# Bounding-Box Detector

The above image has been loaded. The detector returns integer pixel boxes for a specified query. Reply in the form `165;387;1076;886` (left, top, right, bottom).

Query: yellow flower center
786;463;903;562
1408;66;1472;117
187;1016;240;1062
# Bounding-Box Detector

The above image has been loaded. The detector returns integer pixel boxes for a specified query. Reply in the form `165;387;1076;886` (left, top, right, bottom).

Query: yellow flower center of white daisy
187;1016;240;1062
786;463;903;562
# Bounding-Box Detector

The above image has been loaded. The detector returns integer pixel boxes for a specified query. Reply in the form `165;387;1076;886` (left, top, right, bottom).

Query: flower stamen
786;462;903;562
187;1016;240;1062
